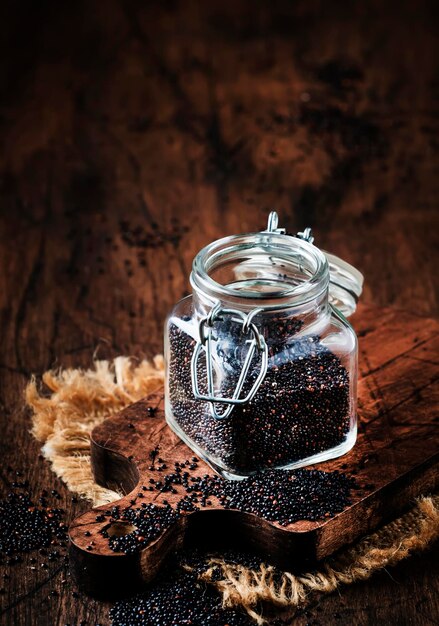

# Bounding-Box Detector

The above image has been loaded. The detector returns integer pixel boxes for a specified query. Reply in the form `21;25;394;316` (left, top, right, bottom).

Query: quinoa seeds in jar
165;213;362;479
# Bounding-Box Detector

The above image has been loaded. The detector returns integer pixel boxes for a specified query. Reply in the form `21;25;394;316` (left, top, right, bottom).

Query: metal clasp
264;211;286;234
264;211;314;244
191;303;268;420
296;227;314;244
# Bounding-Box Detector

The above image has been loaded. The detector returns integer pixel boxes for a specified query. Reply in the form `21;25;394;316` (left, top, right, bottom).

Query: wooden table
0;0;437;624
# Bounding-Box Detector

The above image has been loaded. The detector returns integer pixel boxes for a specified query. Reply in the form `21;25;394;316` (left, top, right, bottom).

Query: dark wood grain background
0;0;438;624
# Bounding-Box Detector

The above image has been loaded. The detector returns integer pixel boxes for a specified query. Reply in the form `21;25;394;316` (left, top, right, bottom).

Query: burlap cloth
26;357;439;625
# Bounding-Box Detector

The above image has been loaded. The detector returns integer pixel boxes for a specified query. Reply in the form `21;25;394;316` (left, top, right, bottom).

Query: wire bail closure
191;304;268;420
265;210;314;243
190;212;317;420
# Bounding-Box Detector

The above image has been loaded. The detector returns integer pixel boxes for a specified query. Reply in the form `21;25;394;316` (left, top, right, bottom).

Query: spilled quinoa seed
110;551;289;626
103;455;356;554
0;479;68;558
109;569;255;626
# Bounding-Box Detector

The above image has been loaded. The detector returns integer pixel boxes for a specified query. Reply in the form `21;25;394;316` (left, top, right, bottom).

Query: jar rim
190;232;329;309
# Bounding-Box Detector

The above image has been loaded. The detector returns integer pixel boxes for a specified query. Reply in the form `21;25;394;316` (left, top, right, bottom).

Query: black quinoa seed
0;485;67;556
110;549;289;626
107;504;181;555
210;468;356;526
106;451;356;554
110;569;254;626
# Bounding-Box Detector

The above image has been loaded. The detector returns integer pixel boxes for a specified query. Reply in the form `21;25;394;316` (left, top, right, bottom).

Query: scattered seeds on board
103;453;357;554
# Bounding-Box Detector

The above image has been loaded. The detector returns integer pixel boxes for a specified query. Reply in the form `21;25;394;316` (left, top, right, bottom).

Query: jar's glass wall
165;294;357;479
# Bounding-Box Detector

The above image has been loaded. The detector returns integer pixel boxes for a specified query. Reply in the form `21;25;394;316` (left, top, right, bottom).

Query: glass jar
165;212;363;479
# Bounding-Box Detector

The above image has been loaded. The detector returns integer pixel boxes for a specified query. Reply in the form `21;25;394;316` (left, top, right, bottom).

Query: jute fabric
26;357;439;624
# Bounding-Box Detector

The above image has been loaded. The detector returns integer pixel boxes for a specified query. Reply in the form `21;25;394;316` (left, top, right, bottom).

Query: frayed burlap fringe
26;356;439;622
26;356;164;505
189;494;439;624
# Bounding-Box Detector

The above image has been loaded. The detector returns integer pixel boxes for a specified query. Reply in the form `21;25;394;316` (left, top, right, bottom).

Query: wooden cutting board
68;305;439;598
